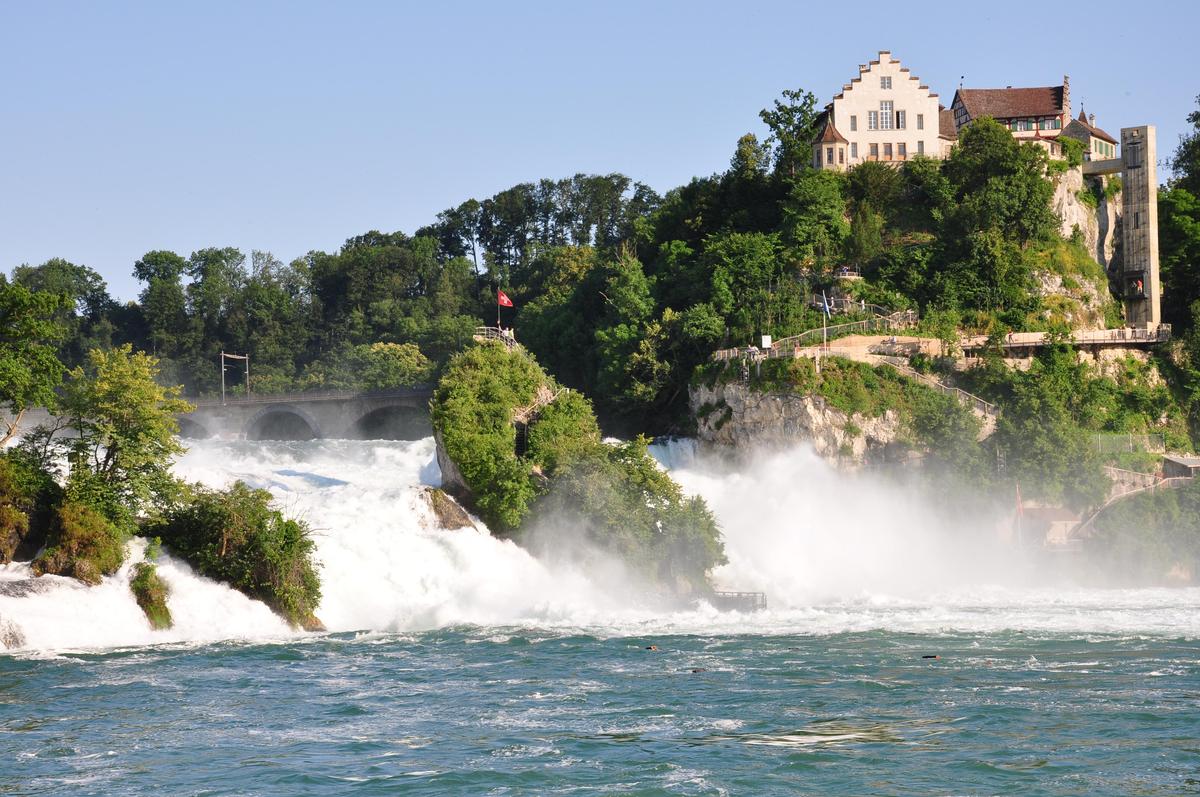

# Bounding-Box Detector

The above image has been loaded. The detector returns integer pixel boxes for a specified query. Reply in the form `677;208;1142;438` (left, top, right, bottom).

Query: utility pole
219;352;250;405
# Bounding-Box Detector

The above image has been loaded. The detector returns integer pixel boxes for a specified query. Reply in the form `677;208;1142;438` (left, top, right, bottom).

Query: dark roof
939;108;957;139
955;85;1065;120
1069;108;1117;144
813;112;848;144
1163;454;1200;468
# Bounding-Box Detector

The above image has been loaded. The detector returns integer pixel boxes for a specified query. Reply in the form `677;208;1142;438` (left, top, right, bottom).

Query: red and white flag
497;289;514;308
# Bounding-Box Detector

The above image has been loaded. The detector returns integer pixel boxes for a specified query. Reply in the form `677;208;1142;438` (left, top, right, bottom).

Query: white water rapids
2;437;1198;652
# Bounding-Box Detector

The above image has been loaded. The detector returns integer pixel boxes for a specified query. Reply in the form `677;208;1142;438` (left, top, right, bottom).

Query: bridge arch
245;405;321;441
176;417;211;440
352;405;432;440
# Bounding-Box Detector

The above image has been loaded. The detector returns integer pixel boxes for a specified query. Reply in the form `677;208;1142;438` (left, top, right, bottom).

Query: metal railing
877;359;999;418
1095;433;1166;454
714;310;918;362
962;325;1172;350
189;385;433;408
473;326;520;349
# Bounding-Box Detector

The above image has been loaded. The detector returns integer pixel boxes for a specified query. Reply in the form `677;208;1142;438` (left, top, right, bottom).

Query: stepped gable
832;50;939;101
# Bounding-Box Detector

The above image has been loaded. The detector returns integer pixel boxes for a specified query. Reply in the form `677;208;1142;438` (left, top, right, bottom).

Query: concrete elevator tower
1086;125;1161;329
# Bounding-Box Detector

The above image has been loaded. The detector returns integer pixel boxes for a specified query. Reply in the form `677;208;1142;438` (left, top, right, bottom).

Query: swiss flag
497;289;514;308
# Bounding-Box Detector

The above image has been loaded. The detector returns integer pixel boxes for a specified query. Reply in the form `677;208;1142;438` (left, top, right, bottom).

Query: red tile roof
955;85;1065;120
939;108;957;139
815;114;849;144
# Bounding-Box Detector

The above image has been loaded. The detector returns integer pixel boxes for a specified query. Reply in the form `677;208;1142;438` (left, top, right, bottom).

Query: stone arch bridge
180;387;434;441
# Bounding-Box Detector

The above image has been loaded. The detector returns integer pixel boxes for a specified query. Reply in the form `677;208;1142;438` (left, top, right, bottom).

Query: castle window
839;148;845;165
917;113;924;130
851;142;858;158
917;140;924;155
898;142;907;158
869;143;879;159
881;76;892;89
827;147;834;165
896;110;906;130
883;142;893;159
868;111;879;130
880;101;893;130
850;115;857;132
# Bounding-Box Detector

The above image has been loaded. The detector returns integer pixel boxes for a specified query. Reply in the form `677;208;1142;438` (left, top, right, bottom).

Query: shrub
149;482;322;629
130;562;172;630
0;452;60;563
32;502;127;585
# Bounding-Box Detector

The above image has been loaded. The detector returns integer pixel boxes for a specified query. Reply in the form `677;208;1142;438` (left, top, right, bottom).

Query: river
2;438;1197;795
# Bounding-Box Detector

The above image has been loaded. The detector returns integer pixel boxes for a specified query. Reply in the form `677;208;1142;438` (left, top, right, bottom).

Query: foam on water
2;436;1198;653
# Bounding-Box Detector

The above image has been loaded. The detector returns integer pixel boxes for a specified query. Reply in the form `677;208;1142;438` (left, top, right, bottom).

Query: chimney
1062;75;1071;121
1089;113;1096;127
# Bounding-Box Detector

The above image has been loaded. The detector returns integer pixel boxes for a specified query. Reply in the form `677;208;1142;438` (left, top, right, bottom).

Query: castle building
810;51;949;172
1062;108;1118;160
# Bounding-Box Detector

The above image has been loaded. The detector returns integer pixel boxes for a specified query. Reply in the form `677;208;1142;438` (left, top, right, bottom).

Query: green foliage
759;88;820;177
431;343;550;530
432;342;725;590
779;169;849;268
47;345;193;530
531;437;726;593
130;562;172;630
32;502;127;585
1171;94;1200;198
0;283;66;446
1058;136;1085;169
1088;479;1200;584
0;452;60;563
149;482;321;628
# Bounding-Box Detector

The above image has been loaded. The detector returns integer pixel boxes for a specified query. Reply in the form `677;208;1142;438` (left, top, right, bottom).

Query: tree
779;169;850;268
759;88;819;178
54;345;193;528
0;284;65;446
1172;94;1200;197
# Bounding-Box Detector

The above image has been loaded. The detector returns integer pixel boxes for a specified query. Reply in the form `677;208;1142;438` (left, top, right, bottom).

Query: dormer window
881;76;892;90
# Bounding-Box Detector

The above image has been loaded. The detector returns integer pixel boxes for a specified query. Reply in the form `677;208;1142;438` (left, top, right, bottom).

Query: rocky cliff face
1053;166;1119;271
690;382;903;469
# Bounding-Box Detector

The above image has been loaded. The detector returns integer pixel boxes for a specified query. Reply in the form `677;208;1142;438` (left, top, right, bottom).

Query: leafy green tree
942;117;1056;245
759;88;819;177
352;342;434;390
1171;94;1200;197
0;283;65;445
779;169;849;268
53;345;193;529
12;258;115;365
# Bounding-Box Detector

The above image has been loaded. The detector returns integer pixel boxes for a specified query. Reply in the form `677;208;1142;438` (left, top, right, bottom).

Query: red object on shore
497;289;514;308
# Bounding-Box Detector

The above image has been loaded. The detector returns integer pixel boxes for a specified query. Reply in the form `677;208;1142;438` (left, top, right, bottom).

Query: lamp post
219;352;250;405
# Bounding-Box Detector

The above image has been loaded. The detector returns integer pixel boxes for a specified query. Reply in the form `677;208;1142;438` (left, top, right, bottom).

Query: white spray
2;437;1198;653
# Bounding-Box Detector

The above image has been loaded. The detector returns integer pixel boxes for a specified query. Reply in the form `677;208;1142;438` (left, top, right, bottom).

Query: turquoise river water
2;438;1198;795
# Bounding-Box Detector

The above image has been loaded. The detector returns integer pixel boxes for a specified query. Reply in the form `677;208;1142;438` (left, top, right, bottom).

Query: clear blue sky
2;0;1194;300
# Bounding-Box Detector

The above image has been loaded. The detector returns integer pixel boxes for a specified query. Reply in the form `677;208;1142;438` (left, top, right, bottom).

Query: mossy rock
130;562;172;630
425;488;474;530
147;482;321;629
32;502;126;585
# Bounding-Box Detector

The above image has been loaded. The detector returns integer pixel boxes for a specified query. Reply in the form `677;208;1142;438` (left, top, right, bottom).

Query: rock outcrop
1052;165;1119;271
691;382;904;469
423;487;476;530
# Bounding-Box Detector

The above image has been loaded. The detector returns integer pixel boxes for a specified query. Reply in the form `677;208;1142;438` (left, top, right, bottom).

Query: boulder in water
424;488;475;530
